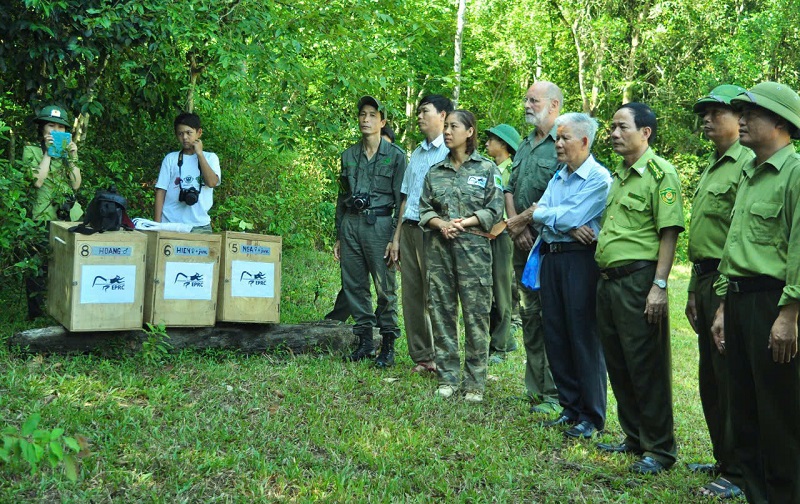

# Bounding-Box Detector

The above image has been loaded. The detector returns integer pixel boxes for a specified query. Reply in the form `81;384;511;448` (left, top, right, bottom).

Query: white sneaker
464;392;484;403
436;385;457;398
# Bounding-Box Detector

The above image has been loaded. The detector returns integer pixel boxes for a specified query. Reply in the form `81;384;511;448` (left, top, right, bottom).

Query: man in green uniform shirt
711;82;800;504
595;102;684;475
504;81;563;412
484;123;522;363
685;85;751;499
335;96;407;366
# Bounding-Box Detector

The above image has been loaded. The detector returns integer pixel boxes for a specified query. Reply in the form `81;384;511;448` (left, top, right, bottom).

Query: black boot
344;333;374;362
375;335;396;368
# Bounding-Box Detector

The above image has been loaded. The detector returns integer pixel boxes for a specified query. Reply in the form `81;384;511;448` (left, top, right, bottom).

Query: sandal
699;477;743;499
687;462;720;475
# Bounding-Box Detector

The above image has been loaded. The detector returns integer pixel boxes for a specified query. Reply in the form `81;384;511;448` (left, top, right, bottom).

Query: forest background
2;0;800;276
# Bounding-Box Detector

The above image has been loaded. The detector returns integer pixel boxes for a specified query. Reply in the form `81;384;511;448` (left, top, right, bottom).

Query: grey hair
543;82;565;112
555;112;598;148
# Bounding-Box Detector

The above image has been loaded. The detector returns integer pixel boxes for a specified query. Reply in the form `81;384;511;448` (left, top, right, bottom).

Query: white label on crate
80;265;137;304
239;245;271;256
163;261;215;300
91;246;132;256
174;246;209;256
231;261;275;298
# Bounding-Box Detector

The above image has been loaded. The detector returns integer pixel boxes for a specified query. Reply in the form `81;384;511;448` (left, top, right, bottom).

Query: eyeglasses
522;97;542;105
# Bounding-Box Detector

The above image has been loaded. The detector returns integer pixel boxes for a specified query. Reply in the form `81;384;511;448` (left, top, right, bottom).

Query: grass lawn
0;249;723;503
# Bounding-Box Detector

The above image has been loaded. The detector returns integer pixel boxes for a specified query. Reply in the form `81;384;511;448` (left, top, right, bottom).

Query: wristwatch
653;279;668;289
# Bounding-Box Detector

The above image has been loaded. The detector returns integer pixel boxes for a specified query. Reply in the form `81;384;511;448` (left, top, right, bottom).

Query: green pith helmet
35;105;71;128
693;84;747;114
731;82;800;139
485;123;522;152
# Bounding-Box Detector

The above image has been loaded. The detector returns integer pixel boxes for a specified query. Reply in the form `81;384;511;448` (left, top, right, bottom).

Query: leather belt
693;259;721;277
403;219;420;226
540;241;596;255
599;260;655;281
348;206;392;216
728;275;785;294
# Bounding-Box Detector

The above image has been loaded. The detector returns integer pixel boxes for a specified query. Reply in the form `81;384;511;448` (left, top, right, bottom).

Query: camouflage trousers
426;232;492;393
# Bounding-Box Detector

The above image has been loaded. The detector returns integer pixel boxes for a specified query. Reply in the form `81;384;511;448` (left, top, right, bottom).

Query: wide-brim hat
485;123;522;152
35;105;71;128
731;82;800;139
693;84;747;114
357;95;384;118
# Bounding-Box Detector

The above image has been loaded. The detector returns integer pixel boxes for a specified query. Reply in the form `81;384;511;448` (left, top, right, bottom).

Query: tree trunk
452;0;467;107
10;323;381;357
73;54;110;145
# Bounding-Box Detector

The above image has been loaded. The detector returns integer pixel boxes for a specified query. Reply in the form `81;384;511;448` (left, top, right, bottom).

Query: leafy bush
1;413;85;482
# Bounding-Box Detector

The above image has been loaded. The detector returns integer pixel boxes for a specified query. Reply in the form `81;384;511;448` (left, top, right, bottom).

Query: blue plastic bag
520;236;541;291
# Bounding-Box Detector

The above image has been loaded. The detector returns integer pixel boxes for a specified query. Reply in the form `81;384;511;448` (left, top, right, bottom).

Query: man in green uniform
484;123;522;363
685;85;751;498
594;102;684;475
504;81;562;412
335;96;407;366
711;82;800;504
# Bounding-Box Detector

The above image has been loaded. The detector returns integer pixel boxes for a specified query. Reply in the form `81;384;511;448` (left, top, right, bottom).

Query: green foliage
1;413;83;482
140;323;172;365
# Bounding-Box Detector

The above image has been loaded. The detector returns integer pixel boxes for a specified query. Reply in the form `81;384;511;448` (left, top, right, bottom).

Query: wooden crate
217;232;282;323
143;231;221;327
47;221;147;331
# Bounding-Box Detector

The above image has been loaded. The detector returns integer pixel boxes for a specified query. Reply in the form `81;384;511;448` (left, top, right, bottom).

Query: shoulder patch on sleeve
494;174;503;190
659;187;678;205
647;159;664;182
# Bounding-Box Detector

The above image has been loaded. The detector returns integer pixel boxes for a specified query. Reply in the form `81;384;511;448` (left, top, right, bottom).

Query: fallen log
9;322;380;356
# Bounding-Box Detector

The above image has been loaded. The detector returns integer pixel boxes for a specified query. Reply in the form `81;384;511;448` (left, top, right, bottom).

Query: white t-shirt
155;151;221;227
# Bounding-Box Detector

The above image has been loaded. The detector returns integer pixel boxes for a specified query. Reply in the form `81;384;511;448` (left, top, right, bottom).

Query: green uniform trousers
400;221;435;363
428;233;492;392
694;272;741;485
596;264;676;466
340;213;399;338
725;287;800;504
490;231;516;353
513;246;558;403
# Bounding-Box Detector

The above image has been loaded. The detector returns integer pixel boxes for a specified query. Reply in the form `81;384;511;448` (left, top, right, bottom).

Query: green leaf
63;454;78;482
64;437;80;453
50;428;64;440
19;439;37;468
20;414;41;436
49;440;64;459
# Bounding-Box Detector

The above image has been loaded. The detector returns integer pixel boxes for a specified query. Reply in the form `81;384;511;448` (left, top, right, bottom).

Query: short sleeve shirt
505;126;559;216
400;134;449;221
595;147;685;269
23;144;79;222
156;151;222;227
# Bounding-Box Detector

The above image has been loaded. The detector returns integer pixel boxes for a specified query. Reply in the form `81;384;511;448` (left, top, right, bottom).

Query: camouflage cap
35;105;70;128
693;84;747;114
357;95;385;119
731;82;800;139
485;123;522;152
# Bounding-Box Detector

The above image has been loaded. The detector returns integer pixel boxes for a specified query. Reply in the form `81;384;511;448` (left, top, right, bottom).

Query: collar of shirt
439;150;484;170
708;140;748;171
556;154;598;182
497;157;512;174
744;143;796;177
421;134;445;151
616;146;656;180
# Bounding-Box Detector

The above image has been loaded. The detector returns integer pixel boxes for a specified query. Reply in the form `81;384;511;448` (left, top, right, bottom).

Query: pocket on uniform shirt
704;182;736;218
747;201;782;244
374;173;393;194
616;194;650;229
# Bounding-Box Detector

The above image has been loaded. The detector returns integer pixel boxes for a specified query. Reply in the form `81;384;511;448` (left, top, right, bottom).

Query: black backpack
69;186;131;235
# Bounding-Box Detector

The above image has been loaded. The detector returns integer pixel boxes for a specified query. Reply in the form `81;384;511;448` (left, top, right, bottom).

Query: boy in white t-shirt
154;112;221;233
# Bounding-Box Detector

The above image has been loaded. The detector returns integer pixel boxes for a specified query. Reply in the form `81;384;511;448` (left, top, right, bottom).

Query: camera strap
177;151;204;189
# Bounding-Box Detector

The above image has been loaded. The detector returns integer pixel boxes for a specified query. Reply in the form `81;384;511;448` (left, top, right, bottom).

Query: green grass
0;253;720;503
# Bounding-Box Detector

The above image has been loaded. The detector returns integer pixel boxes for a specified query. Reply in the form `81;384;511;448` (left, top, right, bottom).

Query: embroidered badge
467;176;487;188
494;174;503;191
660;187;677;205
647;159;664;182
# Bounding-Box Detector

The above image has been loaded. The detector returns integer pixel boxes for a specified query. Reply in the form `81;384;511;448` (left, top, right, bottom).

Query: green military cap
357;95;385;119
485;123;522;152
35;105;70;128
731;82;800;139
693;84;747;114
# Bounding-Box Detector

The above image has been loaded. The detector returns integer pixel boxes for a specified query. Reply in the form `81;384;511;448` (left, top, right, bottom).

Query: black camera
351;193;371;211
55;194;77;220
179;187;201;206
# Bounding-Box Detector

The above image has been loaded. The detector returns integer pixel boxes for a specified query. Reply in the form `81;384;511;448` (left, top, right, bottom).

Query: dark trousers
540;249;607;428
325;288;350;321
726;288;800;504
596;264;676;466
694;272;741;485
489;231;516;353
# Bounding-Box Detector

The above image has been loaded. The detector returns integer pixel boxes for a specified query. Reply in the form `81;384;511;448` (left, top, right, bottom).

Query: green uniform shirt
505;126;559;215
716;144;800;307
497;157;512;219
595;147;685;269
687;141;754;292
22;144;82;222
419;151;504;233
335;138;406;235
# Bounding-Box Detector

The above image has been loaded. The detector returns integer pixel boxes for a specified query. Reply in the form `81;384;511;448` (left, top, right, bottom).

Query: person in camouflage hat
419;110;505;403
711;81;800;504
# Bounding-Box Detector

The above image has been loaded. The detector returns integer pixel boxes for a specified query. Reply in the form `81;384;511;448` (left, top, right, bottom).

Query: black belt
693;259;721;277
347;206;392;216
403;219;420;226
728;275;785;294
599;260;655;281
540;241;596;255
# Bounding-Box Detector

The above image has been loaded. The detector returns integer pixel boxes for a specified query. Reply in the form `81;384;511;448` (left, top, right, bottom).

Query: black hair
174;112;202;131
418;94;454;114
487;132;515;155
619;102;657;144
447;110;478;154
380;124;396;143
